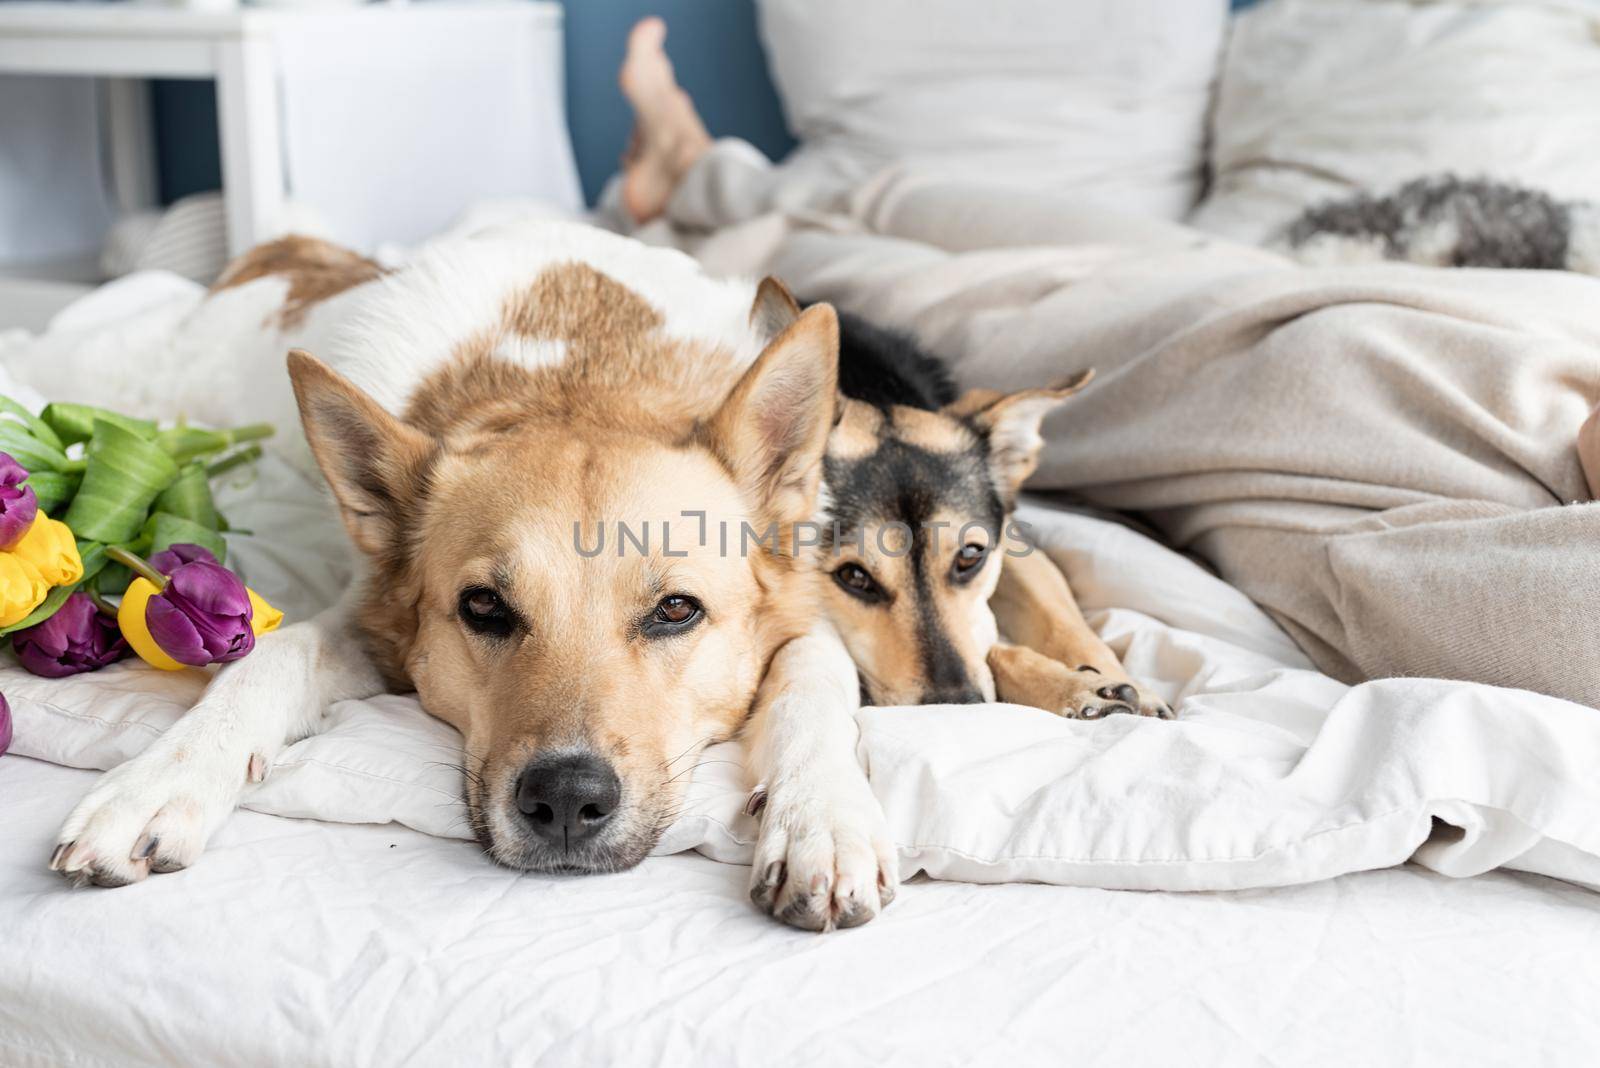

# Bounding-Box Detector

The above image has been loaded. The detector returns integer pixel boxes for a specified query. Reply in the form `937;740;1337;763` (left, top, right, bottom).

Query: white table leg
215;35;284;257
102;78;158;215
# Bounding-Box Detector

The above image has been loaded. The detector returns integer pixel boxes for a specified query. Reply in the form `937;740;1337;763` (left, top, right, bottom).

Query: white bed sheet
3;754;1598;1067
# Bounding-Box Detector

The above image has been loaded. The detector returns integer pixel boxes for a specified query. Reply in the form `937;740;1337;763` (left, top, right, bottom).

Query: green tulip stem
85;587;120;618
104;545;169;591
225;423;275;445
206;443;264;478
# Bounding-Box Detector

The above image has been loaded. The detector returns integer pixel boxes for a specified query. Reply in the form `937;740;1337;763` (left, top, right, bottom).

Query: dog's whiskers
661;734;713;772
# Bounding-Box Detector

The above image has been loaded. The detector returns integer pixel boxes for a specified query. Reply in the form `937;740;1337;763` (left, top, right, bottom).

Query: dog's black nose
923;686;986;706
515;753;621;848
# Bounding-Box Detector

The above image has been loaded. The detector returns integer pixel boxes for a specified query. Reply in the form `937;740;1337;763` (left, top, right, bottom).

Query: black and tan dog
762;281;1173;721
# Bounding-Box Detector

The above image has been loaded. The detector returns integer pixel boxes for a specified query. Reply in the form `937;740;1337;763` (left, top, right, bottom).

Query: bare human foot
618;17;712;225
1579;403;1600;500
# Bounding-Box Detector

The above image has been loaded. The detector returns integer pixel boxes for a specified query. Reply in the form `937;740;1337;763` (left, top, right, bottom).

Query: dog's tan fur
214;235;386;329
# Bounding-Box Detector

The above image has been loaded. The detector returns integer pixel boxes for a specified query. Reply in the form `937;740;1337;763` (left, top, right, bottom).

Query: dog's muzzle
514;751;621;850
477;749;659;874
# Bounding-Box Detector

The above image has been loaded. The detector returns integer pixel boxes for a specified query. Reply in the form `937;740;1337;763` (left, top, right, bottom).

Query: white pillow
755;0;1229;220
1192;0;1600;243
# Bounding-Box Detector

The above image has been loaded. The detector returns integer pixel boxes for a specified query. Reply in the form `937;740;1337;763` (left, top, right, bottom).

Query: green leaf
24;470;82;515
0;424;74;474
61;419;180;543
205;443;264;480
142;511;227;564
41;403;157;446
154;463;219;530
0;395;65;453
156;426;228;463
77;541;107;580
96;561;133;596
0;541;109;636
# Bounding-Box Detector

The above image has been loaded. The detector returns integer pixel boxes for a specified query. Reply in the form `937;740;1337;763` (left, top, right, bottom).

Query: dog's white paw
50;741;262;887
748;775;898;932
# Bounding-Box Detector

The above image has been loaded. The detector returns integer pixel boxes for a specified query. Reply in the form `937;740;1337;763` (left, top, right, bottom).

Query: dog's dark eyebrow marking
823;439;1002;546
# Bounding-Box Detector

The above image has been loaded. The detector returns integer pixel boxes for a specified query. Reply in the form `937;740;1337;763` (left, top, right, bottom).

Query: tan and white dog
50;222;896;931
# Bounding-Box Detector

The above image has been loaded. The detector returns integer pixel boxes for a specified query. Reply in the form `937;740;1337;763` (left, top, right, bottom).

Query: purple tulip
145;559;255;667
149;542;218;575
0;452;38;551
12;592;129;678
0;691;10;758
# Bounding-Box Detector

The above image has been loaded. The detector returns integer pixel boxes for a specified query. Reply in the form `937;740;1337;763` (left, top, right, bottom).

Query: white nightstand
0;0;581;268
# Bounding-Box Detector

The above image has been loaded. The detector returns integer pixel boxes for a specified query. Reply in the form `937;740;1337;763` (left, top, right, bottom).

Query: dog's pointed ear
962;369;1094;500
748;276;802;341
287;349;435;556
711;303;839;524
941;387;1005;419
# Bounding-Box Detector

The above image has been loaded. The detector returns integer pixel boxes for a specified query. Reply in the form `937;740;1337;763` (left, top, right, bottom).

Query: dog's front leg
989;545;1174;719
743;619;899;931
50;591;384;886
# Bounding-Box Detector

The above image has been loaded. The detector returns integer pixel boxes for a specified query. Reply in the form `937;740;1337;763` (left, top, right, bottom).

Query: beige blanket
633;166;1600;707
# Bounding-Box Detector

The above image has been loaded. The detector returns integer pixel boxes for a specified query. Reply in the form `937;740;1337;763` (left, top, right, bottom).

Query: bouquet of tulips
0;396;283;707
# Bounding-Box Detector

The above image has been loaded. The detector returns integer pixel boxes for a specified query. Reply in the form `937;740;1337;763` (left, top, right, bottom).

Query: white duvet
4;273;1599;898
7;753;1599;1067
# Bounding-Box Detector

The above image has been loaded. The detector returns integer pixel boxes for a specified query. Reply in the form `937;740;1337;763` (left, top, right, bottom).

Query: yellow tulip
0;552;49;628
117;577;182;671
248;589;284;636
11;514;83;588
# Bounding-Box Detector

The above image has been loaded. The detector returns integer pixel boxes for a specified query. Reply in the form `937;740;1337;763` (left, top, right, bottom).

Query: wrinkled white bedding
6;264;1600;893
4;257;1600;1062
4;753;1596;1067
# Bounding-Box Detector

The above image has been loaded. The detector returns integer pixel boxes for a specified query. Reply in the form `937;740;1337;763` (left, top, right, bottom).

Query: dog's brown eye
952;543;988;582
459;587;513;637
643;594;703;637
834;563;886;603
656;596;696;624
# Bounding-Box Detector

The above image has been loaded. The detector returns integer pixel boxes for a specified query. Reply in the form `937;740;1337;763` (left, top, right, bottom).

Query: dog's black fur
835;312;957;412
